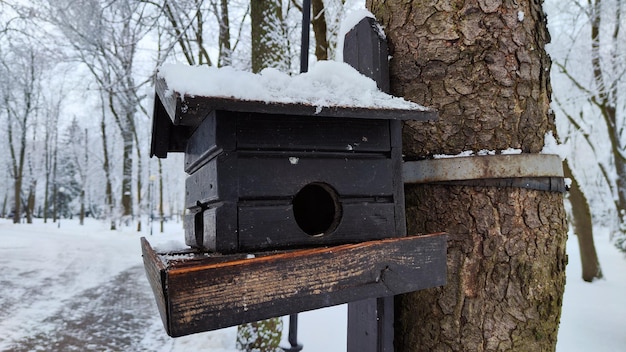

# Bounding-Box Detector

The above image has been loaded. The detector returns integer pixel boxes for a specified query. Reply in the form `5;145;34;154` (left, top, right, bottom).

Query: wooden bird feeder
144;17;447;344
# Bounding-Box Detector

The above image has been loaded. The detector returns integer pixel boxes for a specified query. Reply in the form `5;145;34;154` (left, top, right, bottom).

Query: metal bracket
403;154;565;192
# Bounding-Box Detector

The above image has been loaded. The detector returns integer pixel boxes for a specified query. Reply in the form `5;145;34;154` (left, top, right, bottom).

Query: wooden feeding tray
142;233;447;337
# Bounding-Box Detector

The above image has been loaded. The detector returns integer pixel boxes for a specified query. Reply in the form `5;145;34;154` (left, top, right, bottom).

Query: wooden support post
344;17;396;352
347;297;394;352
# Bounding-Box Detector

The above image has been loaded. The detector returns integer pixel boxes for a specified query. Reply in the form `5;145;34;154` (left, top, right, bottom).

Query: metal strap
403;154;566;192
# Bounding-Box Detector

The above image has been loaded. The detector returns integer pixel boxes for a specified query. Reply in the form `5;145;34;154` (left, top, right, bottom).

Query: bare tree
550;0;626;249
145;0;248;67
27;0;156;226
0;38;43;224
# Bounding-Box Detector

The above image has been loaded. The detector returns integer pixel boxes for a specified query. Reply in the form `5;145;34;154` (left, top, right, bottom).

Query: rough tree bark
367;0;568;350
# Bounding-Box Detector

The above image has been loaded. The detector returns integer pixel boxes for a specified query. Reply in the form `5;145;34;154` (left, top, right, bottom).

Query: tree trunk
367;0;568;350
100;102;116;230
1;192;7;218
158;158;164;233
80;128;88;226
311;0;328;61
121;129;133;220
251;0;288;73
217;0;232;67
26;183;35;224
136;142;142;232
564;161;602;282
52;132;58;224
13;175;22;224
44;163;50;223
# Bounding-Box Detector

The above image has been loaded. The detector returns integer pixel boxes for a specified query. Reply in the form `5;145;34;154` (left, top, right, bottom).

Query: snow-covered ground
0;218;624;351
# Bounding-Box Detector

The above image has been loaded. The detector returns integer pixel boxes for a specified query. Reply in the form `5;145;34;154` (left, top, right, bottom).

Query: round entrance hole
292;182;342;237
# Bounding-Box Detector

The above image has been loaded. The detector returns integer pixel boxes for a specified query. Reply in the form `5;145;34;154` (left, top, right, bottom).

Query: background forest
0;0;355;232
1;0;626;257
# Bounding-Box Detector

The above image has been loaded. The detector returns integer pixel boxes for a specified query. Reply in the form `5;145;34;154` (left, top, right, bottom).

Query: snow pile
433;148;522;159
157;61;428;112
542;130;569;160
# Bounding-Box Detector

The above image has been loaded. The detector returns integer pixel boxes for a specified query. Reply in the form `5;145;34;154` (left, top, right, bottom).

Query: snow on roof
157;61;429;112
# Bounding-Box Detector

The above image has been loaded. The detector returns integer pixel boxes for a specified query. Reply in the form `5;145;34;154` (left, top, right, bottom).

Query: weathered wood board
141;233;447;337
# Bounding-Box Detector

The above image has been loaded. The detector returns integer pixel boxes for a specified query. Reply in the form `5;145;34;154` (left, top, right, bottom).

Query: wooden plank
201;202;238;252
183;211;199;248
343;17;390;93
236;154;394;199
155;78;211;127
390;120;407;237
235;113;391;153
184;111;237;174
150;94;192;158
347;297;394;352
184;152;395;209
184;152;238;209
140;238;170;333
141;233;447;337
237;202;398;251
154;78;437;129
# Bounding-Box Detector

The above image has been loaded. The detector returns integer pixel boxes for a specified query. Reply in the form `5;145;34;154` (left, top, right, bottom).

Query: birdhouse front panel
182;110;406;253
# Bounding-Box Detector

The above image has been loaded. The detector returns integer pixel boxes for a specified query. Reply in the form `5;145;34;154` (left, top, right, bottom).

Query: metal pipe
281;314;303;351
300;0;311;73
285;2;312;350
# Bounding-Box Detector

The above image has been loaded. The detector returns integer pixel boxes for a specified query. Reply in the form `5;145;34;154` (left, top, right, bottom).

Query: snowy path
0;219;343;352
4;265;167;352
0;219;241;352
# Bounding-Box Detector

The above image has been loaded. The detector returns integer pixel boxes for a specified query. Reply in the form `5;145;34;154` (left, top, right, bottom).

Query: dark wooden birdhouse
151;80;436;254
143;17;448;341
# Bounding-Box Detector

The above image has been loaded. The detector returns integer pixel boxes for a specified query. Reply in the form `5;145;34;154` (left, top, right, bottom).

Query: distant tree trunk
44;138;51;223
100;99;116;230
7;98;27;224
121;129;133;220
52;129;58;223
79;128;88;226
26;183;35;224
311;0;328;60
368;0;568;350
158;159;164;233
216;0;232;67
136;138;142;232
251;0;288;73
564;161;602;281
1;192;7;218
12;177;21;224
